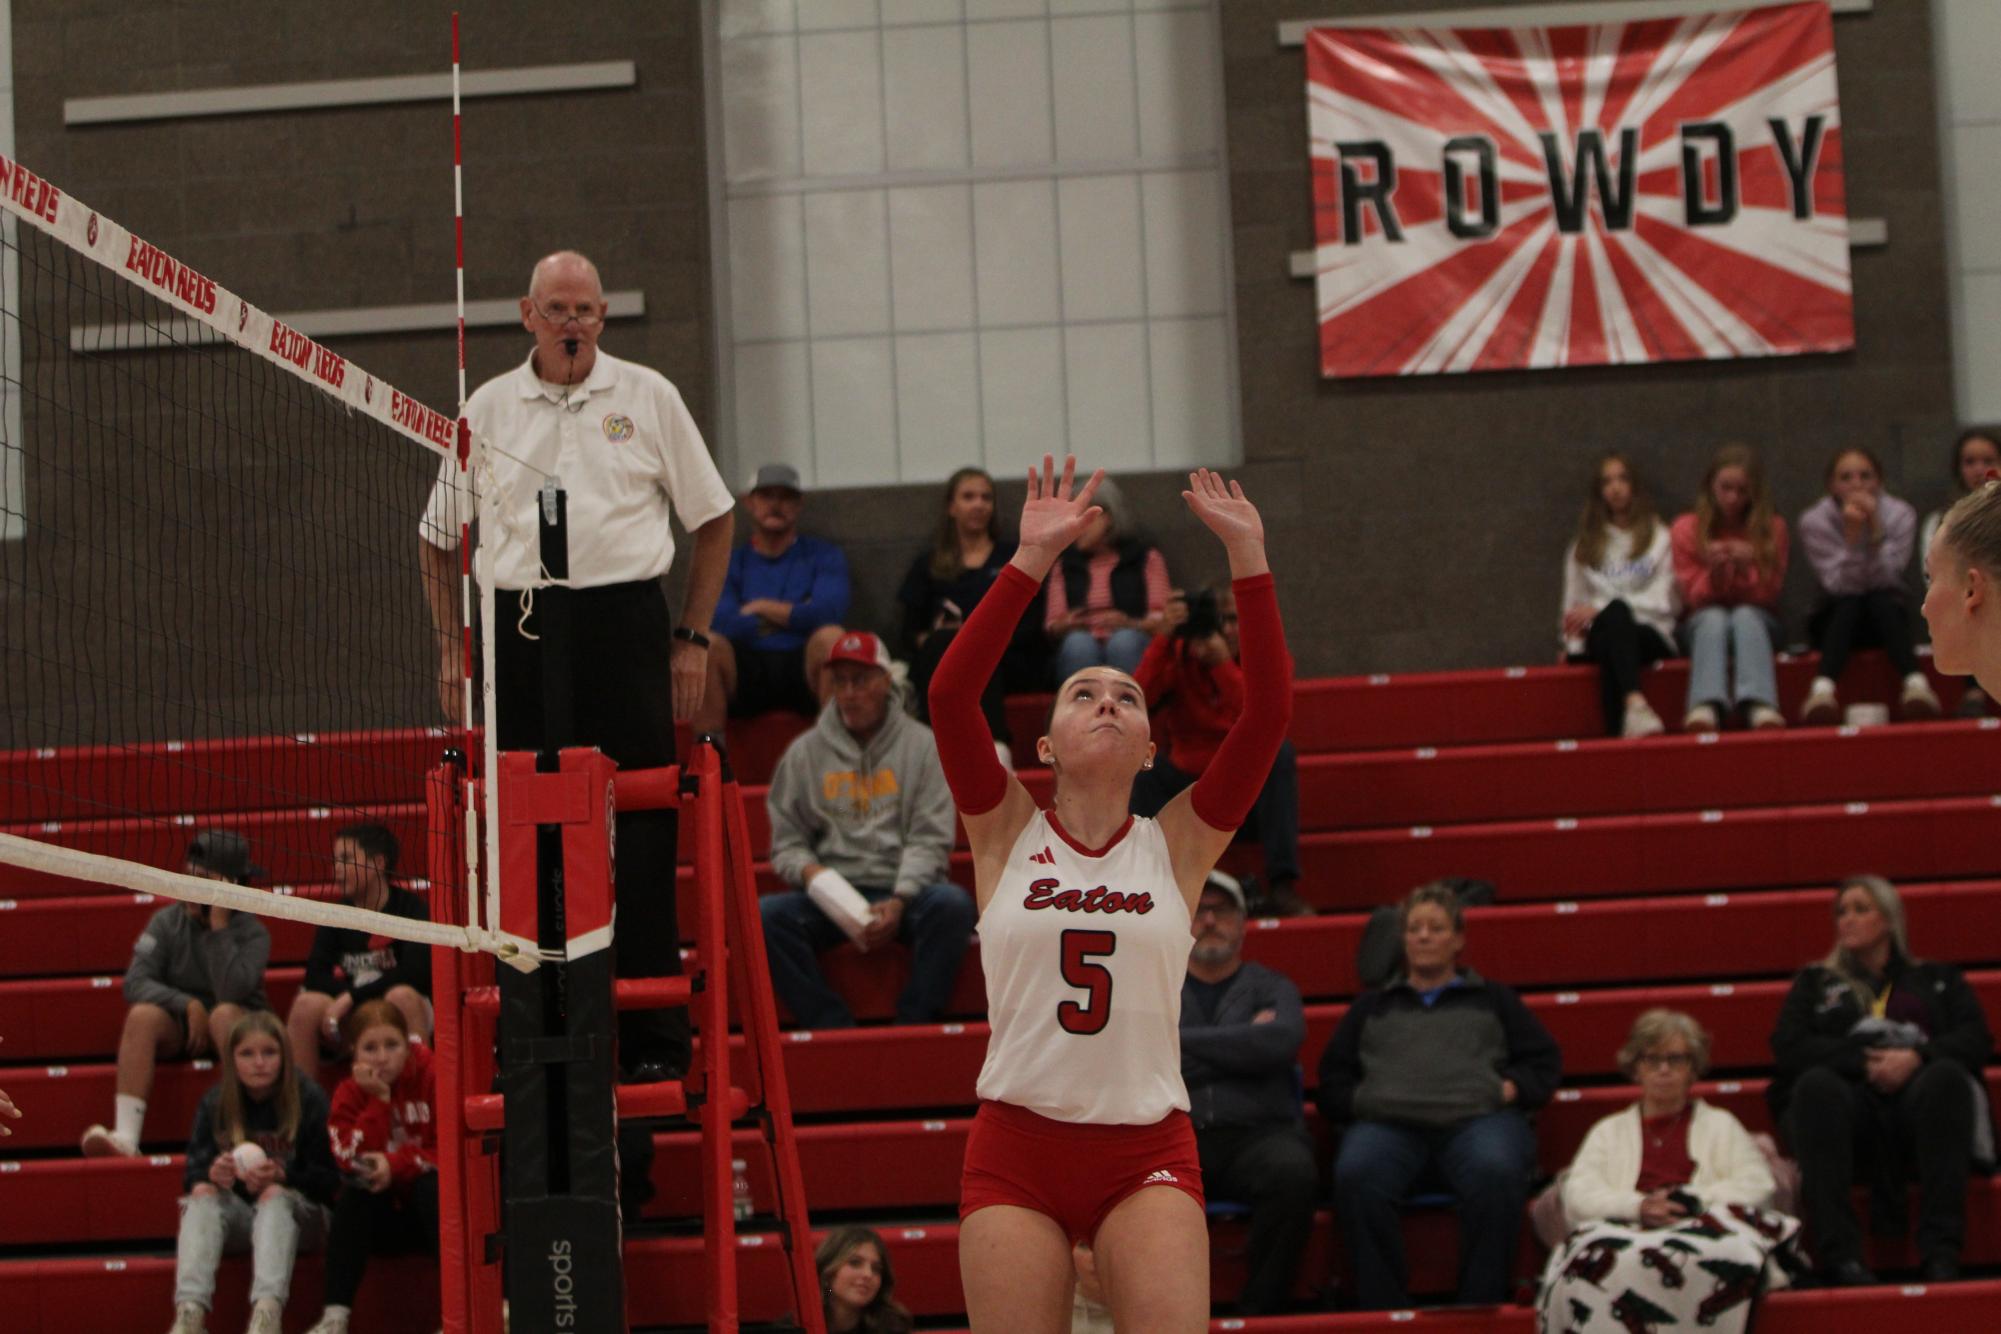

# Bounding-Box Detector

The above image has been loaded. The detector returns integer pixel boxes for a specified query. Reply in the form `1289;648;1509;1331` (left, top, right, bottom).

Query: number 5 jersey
974;810;1193;1124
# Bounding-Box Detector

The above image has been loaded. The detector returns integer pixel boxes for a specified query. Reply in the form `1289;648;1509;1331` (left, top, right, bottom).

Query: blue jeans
1055;627;1152;681
1331;1111;1537;1310
759;882;976;1028
1680;604;1780;716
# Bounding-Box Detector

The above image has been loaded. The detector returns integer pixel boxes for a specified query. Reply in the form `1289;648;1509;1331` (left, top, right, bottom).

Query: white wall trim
65;61;636;127
1287;220;1886;277
1279;0;1871;46
70;290;646;354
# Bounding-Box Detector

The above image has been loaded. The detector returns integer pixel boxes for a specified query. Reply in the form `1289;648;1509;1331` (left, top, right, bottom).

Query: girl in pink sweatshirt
1669;445;1789;732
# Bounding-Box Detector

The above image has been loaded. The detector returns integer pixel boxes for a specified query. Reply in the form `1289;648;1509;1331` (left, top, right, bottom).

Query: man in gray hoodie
759;631;975;1027
80;829;272;1158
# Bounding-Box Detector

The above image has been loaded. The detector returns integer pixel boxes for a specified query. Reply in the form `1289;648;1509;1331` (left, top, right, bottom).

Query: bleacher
3;651;1999;1331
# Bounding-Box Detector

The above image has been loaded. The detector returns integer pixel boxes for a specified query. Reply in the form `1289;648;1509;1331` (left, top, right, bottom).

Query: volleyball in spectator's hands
231;1141;268;1173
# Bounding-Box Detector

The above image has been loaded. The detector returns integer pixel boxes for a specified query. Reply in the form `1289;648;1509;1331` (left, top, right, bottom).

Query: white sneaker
1800;676;1839;726
81;1124;137;1158
168;1302;207;1334
1622;699;1665;739
993;740;1014;770
1902;672;1942;720
1682;704;1720;733
1747;703;1786;730
246;1299;283;1334
303;1311;350;1334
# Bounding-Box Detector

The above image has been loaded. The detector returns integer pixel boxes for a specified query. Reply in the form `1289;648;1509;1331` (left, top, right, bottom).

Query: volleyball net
0;150;506;955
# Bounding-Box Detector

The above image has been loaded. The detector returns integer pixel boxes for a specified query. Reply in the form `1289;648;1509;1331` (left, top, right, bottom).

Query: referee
420;250;735;1082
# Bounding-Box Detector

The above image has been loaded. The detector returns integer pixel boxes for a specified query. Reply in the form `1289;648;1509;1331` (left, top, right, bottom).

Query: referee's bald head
528;251;604;303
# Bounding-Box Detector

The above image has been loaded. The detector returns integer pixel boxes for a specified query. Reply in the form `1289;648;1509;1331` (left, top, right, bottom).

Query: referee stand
427;481;824;1333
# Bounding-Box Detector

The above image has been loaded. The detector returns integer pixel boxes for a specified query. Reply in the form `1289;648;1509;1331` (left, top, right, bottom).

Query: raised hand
1183;468;1269;579
1013;454;1105;574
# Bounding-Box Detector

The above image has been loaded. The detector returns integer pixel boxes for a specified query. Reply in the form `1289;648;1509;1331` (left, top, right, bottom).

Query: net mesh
0;162;487;951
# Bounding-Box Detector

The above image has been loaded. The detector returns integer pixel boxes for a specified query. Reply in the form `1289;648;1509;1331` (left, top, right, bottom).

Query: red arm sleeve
929;563;1040;815
1190;574;1292;830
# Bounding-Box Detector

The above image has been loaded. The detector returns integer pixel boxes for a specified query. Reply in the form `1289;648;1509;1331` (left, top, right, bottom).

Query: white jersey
974;811;1193;1125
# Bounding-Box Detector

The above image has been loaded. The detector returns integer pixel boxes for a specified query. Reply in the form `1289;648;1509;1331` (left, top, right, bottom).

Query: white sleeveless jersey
974;811;1193;1124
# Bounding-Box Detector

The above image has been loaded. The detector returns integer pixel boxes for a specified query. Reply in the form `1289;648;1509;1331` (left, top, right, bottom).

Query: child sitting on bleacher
1796;447;1941;724
1919;428;2000;717
303;1001;437;1334
1670;444;1788;732
1560;452;1678;738
169;1010;337;1334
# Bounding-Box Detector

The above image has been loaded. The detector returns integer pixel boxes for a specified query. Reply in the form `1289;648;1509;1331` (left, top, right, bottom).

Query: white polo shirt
420;349;736;590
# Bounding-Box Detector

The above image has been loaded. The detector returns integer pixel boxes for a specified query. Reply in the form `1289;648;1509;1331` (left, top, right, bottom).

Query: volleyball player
929;456;1293;1332
1923;476;2001;698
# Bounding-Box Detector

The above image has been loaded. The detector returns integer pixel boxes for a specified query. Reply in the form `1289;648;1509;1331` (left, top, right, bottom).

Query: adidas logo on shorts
1142;1169;1178;1185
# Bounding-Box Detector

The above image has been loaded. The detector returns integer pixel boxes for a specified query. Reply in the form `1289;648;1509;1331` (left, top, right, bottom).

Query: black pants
324;1172;441;1307
910;628;1041;743
494;580;685;1073
1784;1059;1975;1269
1197;1123;1318;1314
1576;599;1674;735
1809;589;1919;682
1129;741;1301;888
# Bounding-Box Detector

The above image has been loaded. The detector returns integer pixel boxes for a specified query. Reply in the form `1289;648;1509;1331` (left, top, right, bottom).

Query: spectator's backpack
1354;877;1498;991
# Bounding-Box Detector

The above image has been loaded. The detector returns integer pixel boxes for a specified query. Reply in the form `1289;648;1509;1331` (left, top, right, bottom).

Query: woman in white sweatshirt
1538;1010;1798;1334
1561;454;1680;737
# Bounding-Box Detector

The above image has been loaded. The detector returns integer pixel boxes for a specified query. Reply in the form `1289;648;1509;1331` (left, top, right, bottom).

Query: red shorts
959;1099;1204;1246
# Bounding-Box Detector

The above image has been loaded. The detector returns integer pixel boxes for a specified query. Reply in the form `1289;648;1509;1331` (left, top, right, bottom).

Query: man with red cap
759;630;976;1028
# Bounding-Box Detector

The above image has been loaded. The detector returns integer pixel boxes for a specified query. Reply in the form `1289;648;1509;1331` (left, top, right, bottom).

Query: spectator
1319;881;1562;1310
1797;448;1940;724
1042;476;1170;679
696;463;850;732
82;831;272;1159
899;467;1042;761
1919;429;2000;717
302;1001;438;1334
1180;871;1314;1315
760;631;976;1028
815;1225;914;1334
1770;874;1993;1286
168;1010;337;1334
1671;444;1789;732
286;825;433;1084
1560;451;1678;738
1539;1010;1795;1334
1133;586;1309;917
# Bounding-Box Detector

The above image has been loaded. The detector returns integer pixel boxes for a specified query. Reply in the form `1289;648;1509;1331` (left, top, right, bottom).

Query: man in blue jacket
695;463;851;731
1182;870;1315;1315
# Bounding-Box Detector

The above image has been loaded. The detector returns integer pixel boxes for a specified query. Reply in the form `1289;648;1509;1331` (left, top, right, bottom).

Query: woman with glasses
1538;1009;1796;1334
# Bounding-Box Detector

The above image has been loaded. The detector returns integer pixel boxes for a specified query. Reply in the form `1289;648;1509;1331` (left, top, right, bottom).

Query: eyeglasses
533;300;605;329
1637;1052;1695;1070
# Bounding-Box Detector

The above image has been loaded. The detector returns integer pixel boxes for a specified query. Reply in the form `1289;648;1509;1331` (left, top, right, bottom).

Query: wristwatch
673;626;711;649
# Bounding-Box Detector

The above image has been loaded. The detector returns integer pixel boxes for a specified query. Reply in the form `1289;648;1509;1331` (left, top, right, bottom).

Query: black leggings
1809;589;1919;681
1577;600;1675;735
323;1172;441;1308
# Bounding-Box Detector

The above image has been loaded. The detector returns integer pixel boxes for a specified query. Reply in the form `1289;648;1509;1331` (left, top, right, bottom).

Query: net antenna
0;146;523;960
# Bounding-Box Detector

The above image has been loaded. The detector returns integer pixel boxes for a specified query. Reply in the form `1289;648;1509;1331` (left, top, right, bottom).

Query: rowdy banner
1305;2;1851;378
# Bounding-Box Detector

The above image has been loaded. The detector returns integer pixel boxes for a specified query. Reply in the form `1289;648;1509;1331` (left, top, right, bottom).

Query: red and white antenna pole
449;11;481;929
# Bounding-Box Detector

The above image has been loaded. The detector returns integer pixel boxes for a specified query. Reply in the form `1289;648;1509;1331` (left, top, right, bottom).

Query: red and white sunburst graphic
1306;1;1851;379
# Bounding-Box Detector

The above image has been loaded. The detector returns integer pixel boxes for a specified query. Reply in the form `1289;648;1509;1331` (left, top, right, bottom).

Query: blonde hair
1821;874;1915;1007
1572;452;1659;570
1617;1008;1712;1079
1693;444;1780;576
214;1010;301;1151
1938;478;2001;580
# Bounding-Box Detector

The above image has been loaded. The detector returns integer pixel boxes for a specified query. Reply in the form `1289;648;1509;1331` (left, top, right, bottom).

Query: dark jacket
182;1073;339;1206
1316;970;1563;1129
1768;956;1994;1122
1180;961;1306;1132
301;885;434;1004
1058;539;1156;621
895;541;1023;658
